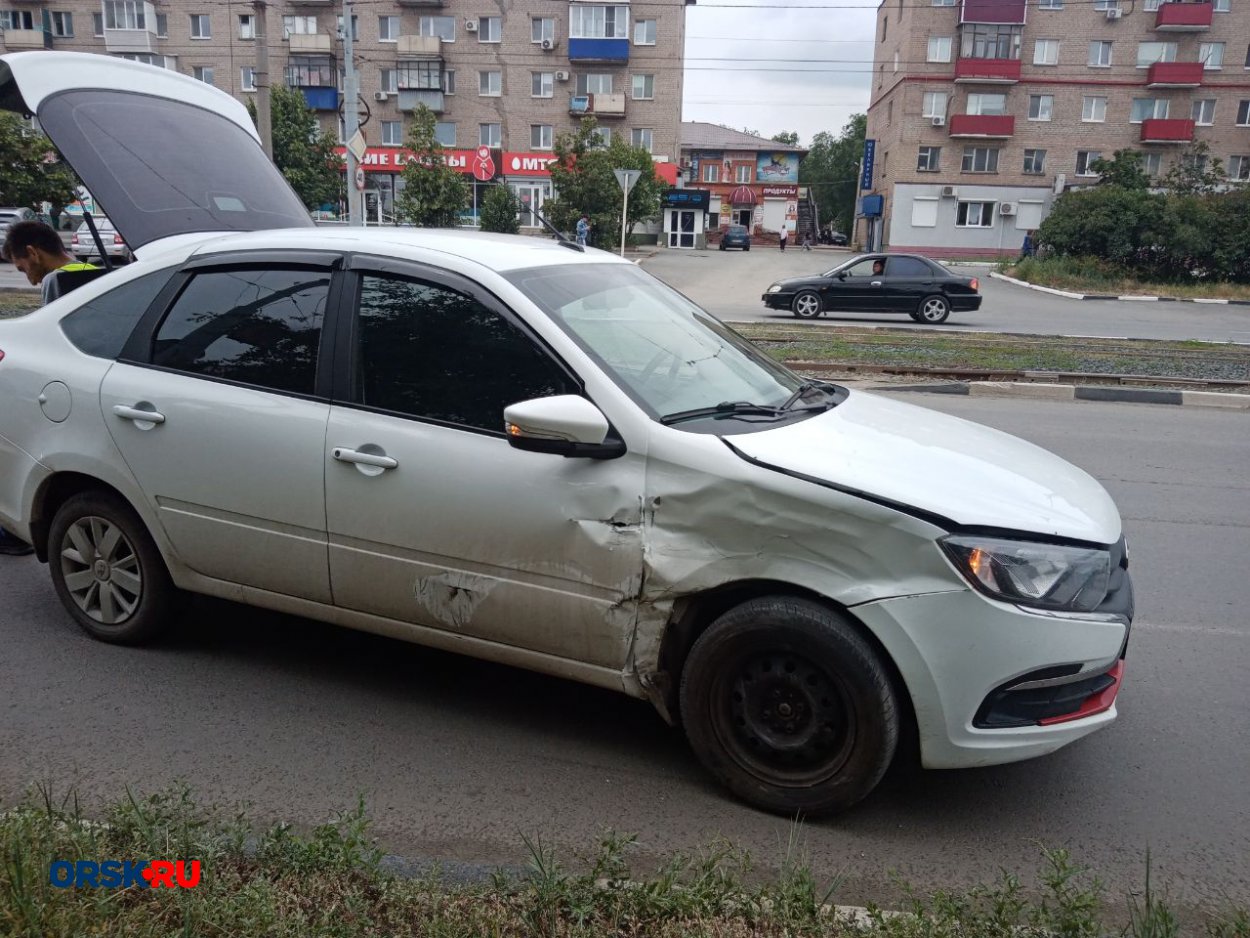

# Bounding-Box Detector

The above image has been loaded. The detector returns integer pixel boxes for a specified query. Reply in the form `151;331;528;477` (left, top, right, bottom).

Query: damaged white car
0;53;1133;814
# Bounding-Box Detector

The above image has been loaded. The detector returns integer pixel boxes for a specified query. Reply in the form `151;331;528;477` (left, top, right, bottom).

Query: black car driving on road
762;253;981;324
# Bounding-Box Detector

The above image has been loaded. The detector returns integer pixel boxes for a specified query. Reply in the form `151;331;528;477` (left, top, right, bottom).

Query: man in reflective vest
2;219;99;305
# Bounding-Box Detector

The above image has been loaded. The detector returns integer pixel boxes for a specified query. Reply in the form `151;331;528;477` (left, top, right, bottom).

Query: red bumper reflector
1039;660;1124;726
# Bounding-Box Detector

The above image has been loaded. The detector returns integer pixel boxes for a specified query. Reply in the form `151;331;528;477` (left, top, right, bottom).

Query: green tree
797;113;865;232
247;86;341;210
1090;149;1151;190
0;113;78;216
771;131;801;147
479;184;521;234
1162;142;1225;195
394;105;469;227
545;117;662;247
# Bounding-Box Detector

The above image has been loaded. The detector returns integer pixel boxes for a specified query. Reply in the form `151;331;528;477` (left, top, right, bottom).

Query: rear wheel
917;294;951;324
791;290;822;319
680;596;899;815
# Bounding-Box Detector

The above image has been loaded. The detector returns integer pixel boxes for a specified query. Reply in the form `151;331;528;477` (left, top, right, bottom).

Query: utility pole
341;0;363;227
850;159;861;250
252;0;272;160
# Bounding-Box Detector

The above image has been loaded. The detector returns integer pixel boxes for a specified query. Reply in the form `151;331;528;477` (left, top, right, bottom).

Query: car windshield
507;263;812;422
729;226;747;234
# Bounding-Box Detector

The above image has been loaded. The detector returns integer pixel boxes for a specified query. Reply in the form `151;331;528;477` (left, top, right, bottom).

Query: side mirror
836;271;847;280
504;395;625;460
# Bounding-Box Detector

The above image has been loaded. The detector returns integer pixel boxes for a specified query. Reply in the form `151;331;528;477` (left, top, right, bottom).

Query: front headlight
767;283;782;293
939;535;1111;613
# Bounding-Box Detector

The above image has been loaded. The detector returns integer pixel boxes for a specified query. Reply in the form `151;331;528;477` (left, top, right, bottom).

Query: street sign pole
614;169;641;257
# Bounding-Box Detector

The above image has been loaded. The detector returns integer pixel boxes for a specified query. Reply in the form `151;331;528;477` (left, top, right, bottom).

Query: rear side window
152;268;329;394
60;267;175;359
887;257;936;277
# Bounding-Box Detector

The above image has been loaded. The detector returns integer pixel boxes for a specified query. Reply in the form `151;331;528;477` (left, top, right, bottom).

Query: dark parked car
821;230;848;247
762;253;981;324
719;224;751;251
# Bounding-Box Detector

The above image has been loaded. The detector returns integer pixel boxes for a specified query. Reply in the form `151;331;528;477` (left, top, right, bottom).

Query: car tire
791;290;822;318
917;294;951;324
745;246;750;252
48;491;177;645
680;596;899;815
720;244;726;251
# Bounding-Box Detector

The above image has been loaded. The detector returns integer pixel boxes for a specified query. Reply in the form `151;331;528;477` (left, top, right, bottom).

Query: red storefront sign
334;147;677;183
761;185;798;198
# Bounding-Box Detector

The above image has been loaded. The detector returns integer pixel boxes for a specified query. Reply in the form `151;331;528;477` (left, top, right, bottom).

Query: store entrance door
667;209;696;248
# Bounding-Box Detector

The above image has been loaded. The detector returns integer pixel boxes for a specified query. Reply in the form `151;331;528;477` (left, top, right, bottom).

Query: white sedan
0;52;1134;814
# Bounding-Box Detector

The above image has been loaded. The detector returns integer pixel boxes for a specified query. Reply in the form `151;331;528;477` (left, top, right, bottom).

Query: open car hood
725;390;1122;545
0;52;313;253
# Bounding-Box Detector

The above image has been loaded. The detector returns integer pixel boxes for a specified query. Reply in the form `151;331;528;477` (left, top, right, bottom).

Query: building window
932;0;956;6
378;16;399;41
1230;156;1250;180
286;55;335;87
735;164;751;183
956;202;995;226
50;12;73;36
633;18;656;44
961;146;999;172
156;13;167;36
631;128;653;151
381;120;403;145
960;24;1022;60
238;14;254;39
378;69;397;93
1182;152;1209;174
1245;43;1250;68
531;72;554;97
479;123;501;147
1089;41;1112;68
335;15;359;40
443;70;455;94
1130;98;1169;123
92;12;103;36
435;122;455;146
1200;42;1225;69
1136;42;1177;66
571;5;629;40
191;66;214;85
703;163;720;183
479;70;501;96
576;73;613;95
1214;0;1229;10
881;16;887;41
397;61;441;90
966;93;1007;115
478;16;501;42
1191;99;1216;125
1082;96;1107;122
241;66;256;92
1143;153;1162;176
531;125;554;150
887;100;894;123
922;91;948;117
103;2;146;31
0;9;34;29
1028;94;1054;121
1237;100;1250;126
592;127;611;145
1033;39;1059;66
917;146;941;171
1023;149;1046;174
1038;0;1063;8
631;74;655;99
532;17;555;43
1076;150;1102;176
1093;0;1119;9
188;14;211;39
419;16;455;41
927;37;952;63
282;16;316;38
894;52;900;72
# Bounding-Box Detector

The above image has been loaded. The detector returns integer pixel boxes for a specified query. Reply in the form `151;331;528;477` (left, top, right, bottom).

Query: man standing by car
1;219;97;305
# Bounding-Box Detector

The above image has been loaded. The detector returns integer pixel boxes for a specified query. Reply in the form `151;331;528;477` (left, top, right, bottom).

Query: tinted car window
887;257;935;277
355;274;576;433
841;258;885;277
60;267;176;359
152;268;329;394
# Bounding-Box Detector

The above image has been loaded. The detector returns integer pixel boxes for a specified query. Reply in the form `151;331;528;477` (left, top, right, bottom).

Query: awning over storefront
728;185;757;205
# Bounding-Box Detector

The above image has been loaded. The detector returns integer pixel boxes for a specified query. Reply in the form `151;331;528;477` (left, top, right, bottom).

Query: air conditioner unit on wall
554;70;570;81
930;115;945;127
1105;7;1122;19
464;19;478;31
941;185;958;198
999;202;1016;216
374;91;389;101
540;37;557;50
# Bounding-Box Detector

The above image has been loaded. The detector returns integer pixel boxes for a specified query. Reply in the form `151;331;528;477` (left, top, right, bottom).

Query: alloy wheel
60;516;142;624
920;297;949;322
793;293;821;318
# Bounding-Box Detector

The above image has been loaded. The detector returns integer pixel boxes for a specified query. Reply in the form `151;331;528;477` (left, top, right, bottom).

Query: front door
822;255;889;312
668;209;696;248
100;262;337;601
323;261;646;669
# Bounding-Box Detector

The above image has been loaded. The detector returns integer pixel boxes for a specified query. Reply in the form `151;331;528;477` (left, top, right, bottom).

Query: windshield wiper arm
779;380;836;412
660;401;785;426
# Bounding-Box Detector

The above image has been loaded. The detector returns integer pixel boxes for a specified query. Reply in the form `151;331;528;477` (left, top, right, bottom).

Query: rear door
0;52;312;256
883;256;939;312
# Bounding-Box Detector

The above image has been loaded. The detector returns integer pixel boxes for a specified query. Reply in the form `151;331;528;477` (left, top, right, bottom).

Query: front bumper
853;579;1131;769
762;293;793;309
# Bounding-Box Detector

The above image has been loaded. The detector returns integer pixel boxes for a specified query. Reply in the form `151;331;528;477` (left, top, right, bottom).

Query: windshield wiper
779;380;836;412
660;401;786;426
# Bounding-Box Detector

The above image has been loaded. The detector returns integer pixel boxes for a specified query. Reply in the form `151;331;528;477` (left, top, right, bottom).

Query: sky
681;0;877;148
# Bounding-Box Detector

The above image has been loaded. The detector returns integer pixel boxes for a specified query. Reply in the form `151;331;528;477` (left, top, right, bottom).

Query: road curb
988;271;1250;305
886;381;1250;409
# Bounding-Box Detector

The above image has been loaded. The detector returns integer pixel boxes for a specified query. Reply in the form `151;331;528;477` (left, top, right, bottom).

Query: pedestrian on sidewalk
802;230;813;251
778;227;788;252
576;215;590;247
1021;229;1035;260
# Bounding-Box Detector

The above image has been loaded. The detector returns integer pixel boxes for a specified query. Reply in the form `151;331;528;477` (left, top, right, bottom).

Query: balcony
1140;118;1195;143
103;27;157;54
948;114;1015;137
398;90;444;113
1154;1;1212;30
396;35;441;56
567;37;629;63
1146;61;1204;87
1;28;51;49
289;33;332;53
953;57;1021;83
960;0;1027;24
569;92;626;118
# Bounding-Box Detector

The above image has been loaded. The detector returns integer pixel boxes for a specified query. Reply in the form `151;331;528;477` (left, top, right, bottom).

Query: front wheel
791;290;822;318
680;597;900;815
48;491;178;645
916;294;951;324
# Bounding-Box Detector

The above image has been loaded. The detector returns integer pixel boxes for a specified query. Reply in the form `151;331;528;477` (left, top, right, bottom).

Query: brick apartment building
0;0;691;224
864;0;1250;257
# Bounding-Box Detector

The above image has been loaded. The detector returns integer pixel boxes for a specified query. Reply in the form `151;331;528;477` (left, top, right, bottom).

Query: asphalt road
2;395;1247;908
640;248;1250;344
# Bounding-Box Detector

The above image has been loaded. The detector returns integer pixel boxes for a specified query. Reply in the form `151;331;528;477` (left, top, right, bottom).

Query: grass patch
1004;257;1250;301
1;784;1247;937
0;292;42;319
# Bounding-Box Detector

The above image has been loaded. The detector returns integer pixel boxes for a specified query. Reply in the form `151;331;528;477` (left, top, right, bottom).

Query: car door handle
870;281;883;287
112;404;166;425
332;448;398;470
